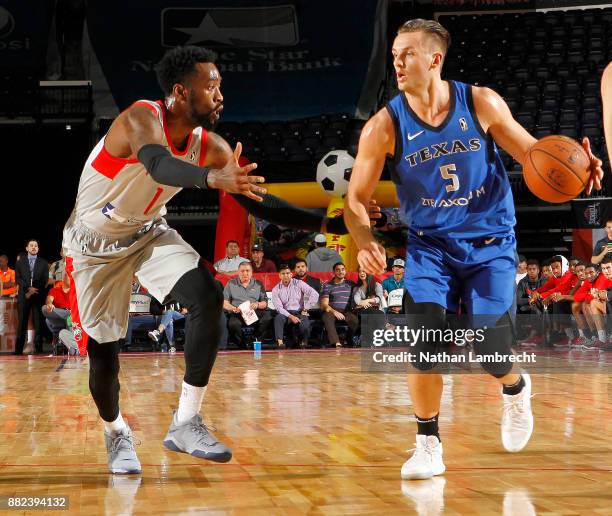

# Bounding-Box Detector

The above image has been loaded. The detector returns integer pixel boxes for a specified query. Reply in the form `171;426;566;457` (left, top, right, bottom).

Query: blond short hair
397;19;451;56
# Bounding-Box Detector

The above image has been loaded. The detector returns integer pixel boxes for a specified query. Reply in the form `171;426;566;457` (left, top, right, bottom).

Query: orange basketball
523;135;590;203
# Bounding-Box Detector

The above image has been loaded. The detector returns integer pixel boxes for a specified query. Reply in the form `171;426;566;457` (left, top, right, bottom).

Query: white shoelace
111;434;139;453
503;393;535;430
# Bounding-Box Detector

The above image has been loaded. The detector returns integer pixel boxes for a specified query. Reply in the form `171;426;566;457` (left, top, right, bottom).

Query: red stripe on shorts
65;256;90;356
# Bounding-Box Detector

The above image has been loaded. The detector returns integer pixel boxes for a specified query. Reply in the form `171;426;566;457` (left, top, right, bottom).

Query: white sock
176;381;206;424
578;329;585;337
104;412;127;435
27;330;35;344
598;330;606;341
564;328;575;339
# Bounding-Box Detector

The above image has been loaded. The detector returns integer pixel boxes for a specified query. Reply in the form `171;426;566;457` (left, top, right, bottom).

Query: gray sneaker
104;426;142;474
163;412;232;463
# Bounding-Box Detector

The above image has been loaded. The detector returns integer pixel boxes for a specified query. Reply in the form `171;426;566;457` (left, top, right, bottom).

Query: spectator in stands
569;257;580;274
571;263;599;346
223;262;271;348
214;240;249;274
294;259;322;293
271;264;319;348
250;243;277;273
547;261;587;345
540;259;552;281
320;262;358;348
382;258;405;314
353;266;386;313
42;271;71;352
582;256;612;348
530;255;571;345
0;255;16;297
591;218;612;265
305;234;343;272
125;278;159;349
15;239;49;355
515;255;527;284
517;259;544;345
149;303;188;353
532;255;570;303
48;249;66;287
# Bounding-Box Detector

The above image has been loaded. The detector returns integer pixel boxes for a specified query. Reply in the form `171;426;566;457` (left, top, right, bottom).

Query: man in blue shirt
271;265;319;348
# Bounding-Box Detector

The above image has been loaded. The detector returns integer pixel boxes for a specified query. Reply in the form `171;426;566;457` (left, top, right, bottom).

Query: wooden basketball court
0;350;610;514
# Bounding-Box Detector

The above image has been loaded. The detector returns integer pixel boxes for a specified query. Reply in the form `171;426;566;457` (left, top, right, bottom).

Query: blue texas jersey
386;80;516;239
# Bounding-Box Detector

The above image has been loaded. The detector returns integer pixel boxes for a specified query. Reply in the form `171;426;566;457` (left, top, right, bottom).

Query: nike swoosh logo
407;131;424;141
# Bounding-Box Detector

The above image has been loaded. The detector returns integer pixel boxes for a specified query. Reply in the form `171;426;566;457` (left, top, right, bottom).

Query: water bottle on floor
253;339;262;359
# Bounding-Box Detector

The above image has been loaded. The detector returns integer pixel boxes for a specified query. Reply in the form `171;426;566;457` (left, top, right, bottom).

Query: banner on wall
571;198;612;229
86;0;387;120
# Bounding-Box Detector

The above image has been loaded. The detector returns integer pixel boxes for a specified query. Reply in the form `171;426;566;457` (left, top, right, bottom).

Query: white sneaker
501;373;533;452
401;435;445;480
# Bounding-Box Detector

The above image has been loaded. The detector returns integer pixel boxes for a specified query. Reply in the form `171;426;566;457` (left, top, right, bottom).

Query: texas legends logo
584;202;601;226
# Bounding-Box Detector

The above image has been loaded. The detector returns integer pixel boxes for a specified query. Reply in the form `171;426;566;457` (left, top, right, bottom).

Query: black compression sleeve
230;193;349;234
325;214;348;235
137;143;209;189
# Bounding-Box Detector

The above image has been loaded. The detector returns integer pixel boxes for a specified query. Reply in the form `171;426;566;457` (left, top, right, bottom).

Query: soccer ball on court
316;150;354;197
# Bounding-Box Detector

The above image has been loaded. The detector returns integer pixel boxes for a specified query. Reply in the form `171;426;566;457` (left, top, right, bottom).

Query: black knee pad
402;291;446;371
87;339;120;377
472;312;515;378
171;264;223;317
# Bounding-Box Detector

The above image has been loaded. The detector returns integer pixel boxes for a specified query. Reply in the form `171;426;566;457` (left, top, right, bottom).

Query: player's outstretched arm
205;125;383;233
345;109;394;274
230;192;380;235
475;86;603;194
602;61;612;176
110;104;265;200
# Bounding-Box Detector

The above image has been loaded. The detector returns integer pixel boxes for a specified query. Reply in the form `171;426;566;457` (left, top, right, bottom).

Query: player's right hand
357;241;387;275
209;142;266;201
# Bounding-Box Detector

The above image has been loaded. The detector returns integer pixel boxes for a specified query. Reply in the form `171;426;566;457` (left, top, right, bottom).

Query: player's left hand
582;137;603;195
357;241;387;275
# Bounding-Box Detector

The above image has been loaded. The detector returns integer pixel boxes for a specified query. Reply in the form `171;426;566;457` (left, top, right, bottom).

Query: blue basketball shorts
404;231;517;318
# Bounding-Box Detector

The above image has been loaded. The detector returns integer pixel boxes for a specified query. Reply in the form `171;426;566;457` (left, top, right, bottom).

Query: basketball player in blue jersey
345;19;603;480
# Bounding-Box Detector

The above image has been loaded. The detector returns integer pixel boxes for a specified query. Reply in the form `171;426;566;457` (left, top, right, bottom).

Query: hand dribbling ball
523;135;590;203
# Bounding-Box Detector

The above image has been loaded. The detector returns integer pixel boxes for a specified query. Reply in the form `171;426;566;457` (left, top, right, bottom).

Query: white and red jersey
66;100;207;239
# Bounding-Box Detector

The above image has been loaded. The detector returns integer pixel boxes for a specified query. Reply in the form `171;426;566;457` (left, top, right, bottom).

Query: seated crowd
515;224;612;350
4;221;612;353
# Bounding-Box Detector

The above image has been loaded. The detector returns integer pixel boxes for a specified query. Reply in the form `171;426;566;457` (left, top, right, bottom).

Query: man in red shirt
42;272;71;351
544;262;586;346
582;256;612;348
250;244;277;273
571;264;599;346
532;255;572;302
